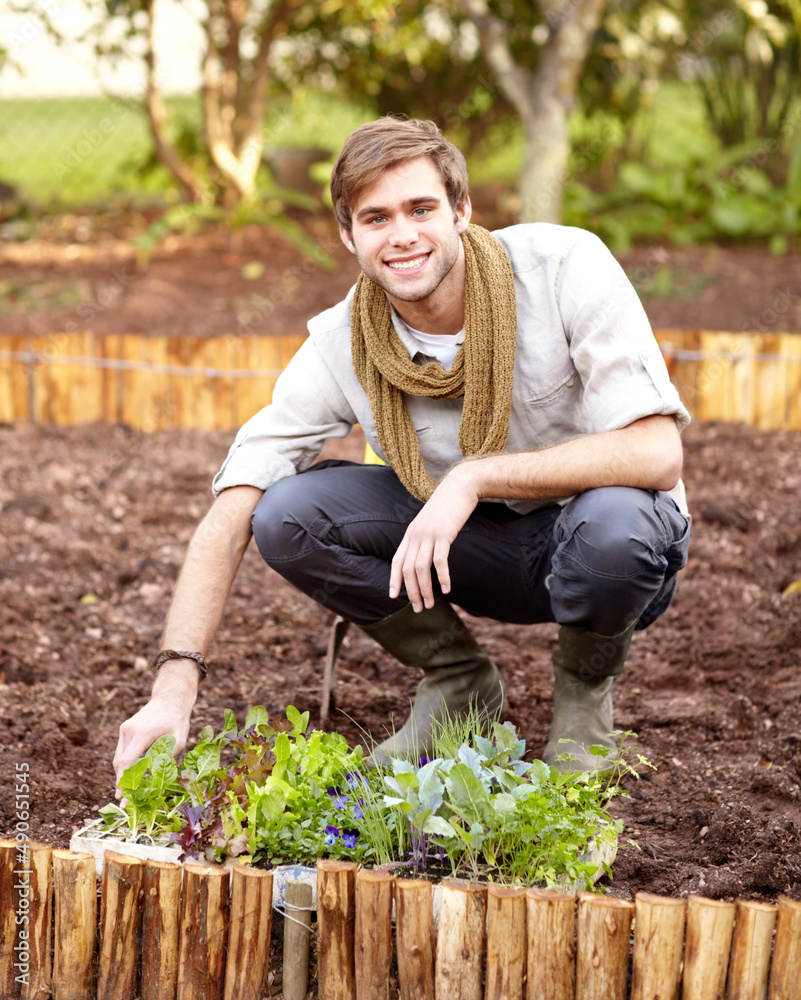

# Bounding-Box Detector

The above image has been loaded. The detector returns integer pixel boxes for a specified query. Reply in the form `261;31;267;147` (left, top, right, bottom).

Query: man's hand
112;660;200;796
389;465;480;612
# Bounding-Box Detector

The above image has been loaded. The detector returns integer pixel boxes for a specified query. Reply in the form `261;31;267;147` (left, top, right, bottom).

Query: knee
558;488;663;579
251;476;320;564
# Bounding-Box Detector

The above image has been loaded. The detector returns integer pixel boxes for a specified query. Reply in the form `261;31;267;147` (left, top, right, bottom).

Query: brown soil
1;420;800;903
1;214;801;905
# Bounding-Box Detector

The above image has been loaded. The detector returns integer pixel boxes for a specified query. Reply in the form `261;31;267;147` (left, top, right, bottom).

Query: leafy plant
381;720;645;889
104;705;651;890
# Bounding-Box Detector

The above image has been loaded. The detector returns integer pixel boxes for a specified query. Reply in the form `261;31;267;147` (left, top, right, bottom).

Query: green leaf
274;732;291;765
286;705;309;736
183;742;220;779
118;757;148;796
445;763;489;823
222;708;237;736
245;705;270;731
147;735;177;760
423;816;457;838
492;793;516;816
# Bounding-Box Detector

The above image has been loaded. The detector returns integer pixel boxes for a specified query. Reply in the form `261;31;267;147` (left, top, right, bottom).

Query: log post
224;865;273;1000
51;849;97;1000
768;896;801;1000
435;881;486;1000
395;879;435;1000
526;889;575;1000
485;885;526;1000
0;839;21;999
97;851;145;1000
282;877;313;1000
683;895;736;1000
726;899;777;1000
576;892;635;1000
355;869;393;1000
141;860;182;1000
20;842;53;1000
631;892;686;1000
317;859;357;1000
176;864;230;1000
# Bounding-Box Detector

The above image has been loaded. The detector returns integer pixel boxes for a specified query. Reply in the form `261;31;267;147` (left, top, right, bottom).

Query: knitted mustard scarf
351;223;517;501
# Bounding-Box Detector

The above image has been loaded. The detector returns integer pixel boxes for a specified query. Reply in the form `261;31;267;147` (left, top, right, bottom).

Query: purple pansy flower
342;829;358;849
418;756;430;767
345;771;361;789
324;824;340;845
353;796;364;820
327;786;348;809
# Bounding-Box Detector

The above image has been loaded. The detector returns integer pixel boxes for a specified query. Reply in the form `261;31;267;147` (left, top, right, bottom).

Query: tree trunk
460;0;607;224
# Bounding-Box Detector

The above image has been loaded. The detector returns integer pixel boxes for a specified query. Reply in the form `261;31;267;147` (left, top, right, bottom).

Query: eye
413;207;429;217
369;215;387;225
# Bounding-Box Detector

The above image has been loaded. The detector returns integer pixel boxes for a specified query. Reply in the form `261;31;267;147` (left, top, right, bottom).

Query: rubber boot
542;621;637;772
362;595;505;767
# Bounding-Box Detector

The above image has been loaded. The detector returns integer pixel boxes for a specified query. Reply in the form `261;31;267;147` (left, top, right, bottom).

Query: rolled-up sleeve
556;232;690;433
211;338;358;496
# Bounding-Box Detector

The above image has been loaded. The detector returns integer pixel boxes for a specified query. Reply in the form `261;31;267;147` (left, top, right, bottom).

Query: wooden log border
1;845;800;999
1;329;801;431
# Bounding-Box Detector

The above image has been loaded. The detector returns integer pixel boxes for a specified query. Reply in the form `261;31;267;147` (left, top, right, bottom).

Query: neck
386;248;466;335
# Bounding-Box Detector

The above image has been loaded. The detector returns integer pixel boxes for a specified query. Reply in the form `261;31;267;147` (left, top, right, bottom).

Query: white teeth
387;254;428;270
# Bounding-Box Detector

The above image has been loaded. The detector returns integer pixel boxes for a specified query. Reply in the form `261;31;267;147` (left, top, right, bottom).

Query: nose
387;214;418;247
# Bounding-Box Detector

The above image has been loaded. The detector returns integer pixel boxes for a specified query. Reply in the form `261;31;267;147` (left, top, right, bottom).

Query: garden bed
1;420;801;902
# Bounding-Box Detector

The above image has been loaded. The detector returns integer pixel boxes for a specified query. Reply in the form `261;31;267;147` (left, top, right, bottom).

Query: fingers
390;533;448;612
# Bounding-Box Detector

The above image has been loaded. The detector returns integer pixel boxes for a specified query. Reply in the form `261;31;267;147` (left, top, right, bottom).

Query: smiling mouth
386;253;430;271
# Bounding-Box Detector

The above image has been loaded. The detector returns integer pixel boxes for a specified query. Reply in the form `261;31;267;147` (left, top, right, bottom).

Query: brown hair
331;116;469;232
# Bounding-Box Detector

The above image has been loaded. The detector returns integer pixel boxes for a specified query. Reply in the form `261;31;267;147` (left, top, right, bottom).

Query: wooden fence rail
1;329;800;433
2;840;801;1000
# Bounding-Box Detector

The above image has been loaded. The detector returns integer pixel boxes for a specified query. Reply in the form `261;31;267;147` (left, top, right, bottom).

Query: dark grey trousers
251;460;690;635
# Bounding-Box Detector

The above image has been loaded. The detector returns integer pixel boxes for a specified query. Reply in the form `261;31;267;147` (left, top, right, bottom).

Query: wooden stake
768;896;801;1000
52;849;97;1000
355;869;393;1000
176;864;230;1000
0;839;21;999
726;899;777;1000
141;860;182;1000
224;865;273;1000
631;892;686;1000
282;877;313;1000
576;892;635;1000
395;879;435;1000
317;859;357;1000
435;881;486;1000
683;895;737;1000
485;885;526;1000
20;842;53;1000
97;851;145;1000
526;889;575;1000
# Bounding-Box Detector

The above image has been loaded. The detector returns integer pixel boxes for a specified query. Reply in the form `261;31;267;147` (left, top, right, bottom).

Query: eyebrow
355;195;442;221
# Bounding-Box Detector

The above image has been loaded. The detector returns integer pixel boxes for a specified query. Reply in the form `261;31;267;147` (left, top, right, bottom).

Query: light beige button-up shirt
213;223;690;514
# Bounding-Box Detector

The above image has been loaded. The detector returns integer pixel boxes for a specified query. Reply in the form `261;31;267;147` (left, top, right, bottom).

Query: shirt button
642;352;650;361
566;378;574;387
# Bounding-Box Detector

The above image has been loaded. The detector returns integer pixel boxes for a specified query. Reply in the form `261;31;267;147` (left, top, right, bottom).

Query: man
114;116;690;787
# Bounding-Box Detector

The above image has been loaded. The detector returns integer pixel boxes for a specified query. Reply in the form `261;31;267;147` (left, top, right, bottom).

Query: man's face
340;156;471;307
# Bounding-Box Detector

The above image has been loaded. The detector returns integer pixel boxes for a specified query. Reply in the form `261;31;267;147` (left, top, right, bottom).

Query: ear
339;223;357;254
454;196;472;234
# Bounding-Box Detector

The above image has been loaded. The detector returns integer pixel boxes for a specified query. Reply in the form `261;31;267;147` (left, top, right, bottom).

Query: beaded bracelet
151;649;208;682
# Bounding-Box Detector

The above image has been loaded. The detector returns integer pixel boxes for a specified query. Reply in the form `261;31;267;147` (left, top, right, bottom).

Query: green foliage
564;130;801;253
105;707;649;890
381;721;643;889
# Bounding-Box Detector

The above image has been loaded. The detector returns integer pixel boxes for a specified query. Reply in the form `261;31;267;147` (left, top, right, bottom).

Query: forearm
457;415;683;502
154;485;264;700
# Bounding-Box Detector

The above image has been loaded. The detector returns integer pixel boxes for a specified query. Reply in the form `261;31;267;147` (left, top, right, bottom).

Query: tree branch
142;0;205;202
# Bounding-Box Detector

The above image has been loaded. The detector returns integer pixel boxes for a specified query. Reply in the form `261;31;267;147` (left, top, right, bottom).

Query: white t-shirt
403;324;465;371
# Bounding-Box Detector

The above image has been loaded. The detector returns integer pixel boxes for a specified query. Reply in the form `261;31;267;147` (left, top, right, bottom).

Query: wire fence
0;94;198;212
